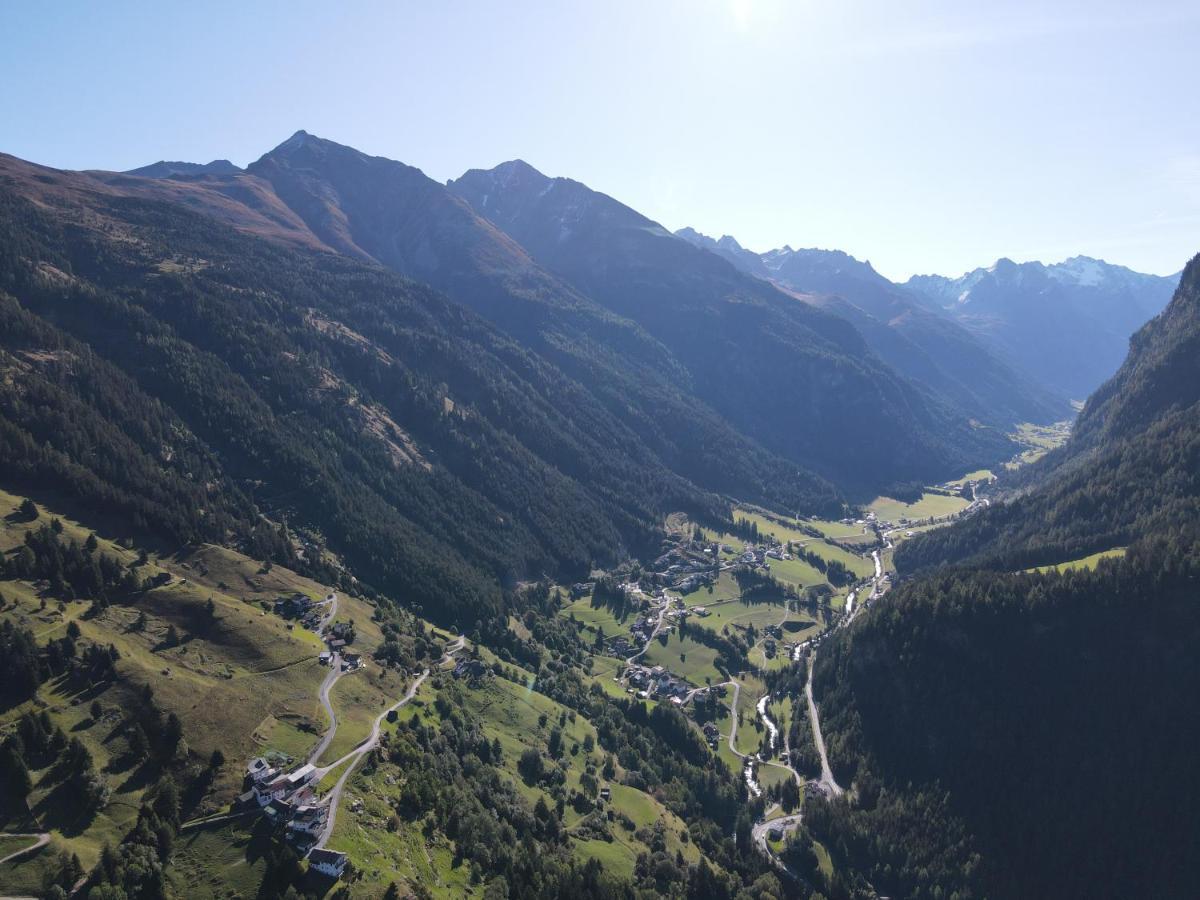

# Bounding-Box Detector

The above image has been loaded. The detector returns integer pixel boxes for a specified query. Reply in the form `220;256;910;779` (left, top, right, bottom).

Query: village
237;499;970;883
225;589;376;881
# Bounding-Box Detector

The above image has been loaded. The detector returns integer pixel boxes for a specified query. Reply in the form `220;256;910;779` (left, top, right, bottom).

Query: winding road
312;632;463;848
314;669;428;847
0;833;49;866
306;652;344;765
752;814;804;876
623;592;671;666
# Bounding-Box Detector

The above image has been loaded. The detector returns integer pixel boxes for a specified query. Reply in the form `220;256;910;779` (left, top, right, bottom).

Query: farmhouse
308;848;348;878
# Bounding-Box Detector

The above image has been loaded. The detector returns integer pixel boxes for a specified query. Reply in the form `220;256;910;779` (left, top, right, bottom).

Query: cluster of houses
603;635;635;658
274;592;339;633
239;757;348;878
651;540;721;593
319;619;362;671
275;593;318;624
625;663;691;703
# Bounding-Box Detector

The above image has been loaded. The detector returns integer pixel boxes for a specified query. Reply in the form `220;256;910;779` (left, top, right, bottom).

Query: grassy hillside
0;488;354;892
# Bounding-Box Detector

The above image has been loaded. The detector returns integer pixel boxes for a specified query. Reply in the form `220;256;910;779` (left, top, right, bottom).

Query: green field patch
642;632;725;686
686;596;788;633
560;593;637;642
757;763;796;792
1027;547;1127;574
575;836;637;879
868;492;970;523
1006;421;1072;469
316;666;409;766
171;820;271;900
945;468;995;488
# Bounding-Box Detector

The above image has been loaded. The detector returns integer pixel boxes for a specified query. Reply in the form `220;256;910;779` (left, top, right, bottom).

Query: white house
285;763;316;789
308;848;347;878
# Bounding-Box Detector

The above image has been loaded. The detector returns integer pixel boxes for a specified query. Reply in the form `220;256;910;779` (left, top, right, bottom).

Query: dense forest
0;180;740;627
812;533;1200;898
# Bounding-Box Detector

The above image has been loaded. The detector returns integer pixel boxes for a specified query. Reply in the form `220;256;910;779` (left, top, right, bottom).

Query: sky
2;0;1198;280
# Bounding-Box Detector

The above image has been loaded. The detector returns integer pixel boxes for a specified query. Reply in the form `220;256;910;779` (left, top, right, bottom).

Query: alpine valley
0;134;1194;900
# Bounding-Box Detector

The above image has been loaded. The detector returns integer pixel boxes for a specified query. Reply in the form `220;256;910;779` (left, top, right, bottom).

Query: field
315;665;410;765
171;820;272;899
1028;548;1127;574
944;468;996;488
1006;421;1072;469
686;596;786;633
560;592;637;641
868;492;970;523
642;631;726;686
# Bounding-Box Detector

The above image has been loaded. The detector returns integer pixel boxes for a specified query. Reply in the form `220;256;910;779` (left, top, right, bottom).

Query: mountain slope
0;153;766;627
450;160;1015;493
895;253;1200;572
676;229;1073;427
906;257;1179;399
809;251;1200;900
64;146;849;517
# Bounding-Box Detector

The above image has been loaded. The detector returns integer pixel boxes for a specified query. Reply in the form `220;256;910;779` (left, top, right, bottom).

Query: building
308;848;348;878
254;775;289;806
453;658;487;680
285;763;316;790
265;797;295;821
288;804;328;836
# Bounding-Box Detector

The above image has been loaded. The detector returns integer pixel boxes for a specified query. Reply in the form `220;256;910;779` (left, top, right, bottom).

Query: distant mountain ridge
449;158;1015;492
895;253;1200;573
676;227;1072;427
679;226;1177;405
905;256;1179;399
124;158;243;178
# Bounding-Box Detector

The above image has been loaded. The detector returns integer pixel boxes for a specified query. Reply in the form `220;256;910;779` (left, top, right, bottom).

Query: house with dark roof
308;848;348;878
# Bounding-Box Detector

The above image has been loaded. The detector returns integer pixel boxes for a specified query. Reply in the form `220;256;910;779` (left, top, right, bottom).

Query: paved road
624;594;671;666
306;651;343;765
752;814;804;875
314;669;428;847
805;654;843;796
305;593;344;766
0;833;49;865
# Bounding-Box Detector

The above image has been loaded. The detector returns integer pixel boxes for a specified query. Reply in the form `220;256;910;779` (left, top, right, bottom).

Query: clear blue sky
2;0;1198;280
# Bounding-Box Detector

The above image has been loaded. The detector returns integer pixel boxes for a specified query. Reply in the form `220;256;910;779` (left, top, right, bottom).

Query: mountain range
678;228;1178;406
1;128;1197;899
